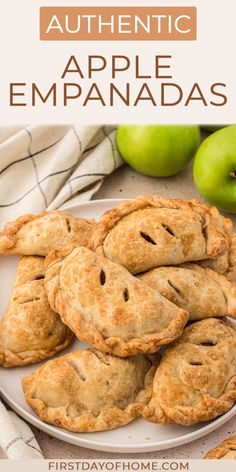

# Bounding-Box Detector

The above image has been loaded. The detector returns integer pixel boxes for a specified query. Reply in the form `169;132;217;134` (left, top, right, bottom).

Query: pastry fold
143;318;236;425
0;256;73;367
205;436;236;459
92;196;235;276
139;263;236;321
44;245;188;357
0;211;95;256
22;349;159;432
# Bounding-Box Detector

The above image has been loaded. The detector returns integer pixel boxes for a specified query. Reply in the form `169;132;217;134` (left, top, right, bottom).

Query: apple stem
230;172;236;178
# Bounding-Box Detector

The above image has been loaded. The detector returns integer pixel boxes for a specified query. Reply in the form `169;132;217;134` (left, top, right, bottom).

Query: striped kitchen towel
0;400;43;459
0;124;124;225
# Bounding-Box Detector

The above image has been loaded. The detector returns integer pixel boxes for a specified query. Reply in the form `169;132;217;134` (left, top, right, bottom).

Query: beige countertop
4;162;236;459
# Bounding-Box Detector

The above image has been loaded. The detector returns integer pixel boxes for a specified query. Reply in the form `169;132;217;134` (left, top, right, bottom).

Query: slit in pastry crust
205;435;236;459
143;318;236;426
22;349;160;432
0;211;96;256
139;263;236;321
92;196;234;275
0;256;73;367
44;245;189;357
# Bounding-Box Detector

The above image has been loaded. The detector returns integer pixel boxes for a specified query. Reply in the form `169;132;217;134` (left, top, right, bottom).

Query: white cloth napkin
0;400;43;459
0;124;124;225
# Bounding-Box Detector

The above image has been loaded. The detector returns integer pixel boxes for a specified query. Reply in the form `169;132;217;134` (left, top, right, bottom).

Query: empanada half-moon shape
139;263;236;321
0;211;95;256
0;256;73;367
143;318;236;425
44;245;188;357
205;436;236;459
92;195;234;275
22;349;159;432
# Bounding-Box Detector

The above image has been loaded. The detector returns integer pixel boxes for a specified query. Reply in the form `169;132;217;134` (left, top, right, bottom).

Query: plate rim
1;198;236;453
1;387;236;453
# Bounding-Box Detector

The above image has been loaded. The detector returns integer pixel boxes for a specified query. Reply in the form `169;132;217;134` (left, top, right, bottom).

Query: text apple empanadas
44;245;188;357
92;196;235;276
205;436;236;459
0;256;73;367
139;263;236;321
22;349;159;432
143;318;236;425
0;210;95;256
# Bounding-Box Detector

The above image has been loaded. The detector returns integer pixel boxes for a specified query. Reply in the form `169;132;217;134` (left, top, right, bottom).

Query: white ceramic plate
0;199;235;453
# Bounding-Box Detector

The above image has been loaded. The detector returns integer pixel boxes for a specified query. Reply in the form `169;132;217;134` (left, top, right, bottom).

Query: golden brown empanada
139;263;236;321
44;245;188;357
226;231;236;281
205;436;236;459
0;256;73;367
22;349;159;432
0;211;95;256
92;195;235;275
143;318;236;425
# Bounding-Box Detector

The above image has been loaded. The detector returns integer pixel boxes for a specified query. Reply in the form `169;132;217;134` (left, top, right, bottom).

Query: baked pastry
205;436;236;459
44;245;188;357
92;195;234;275
0;211;95;256
143;318;236;425
199;231;236;281
139;263;236;321
226;231;236;281
22;349;159;432
0;256;73;367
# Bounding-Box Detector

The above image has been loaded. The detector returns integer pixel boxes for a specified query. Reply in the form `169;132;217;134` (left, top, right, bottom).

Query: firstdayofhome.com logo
40;6;197;41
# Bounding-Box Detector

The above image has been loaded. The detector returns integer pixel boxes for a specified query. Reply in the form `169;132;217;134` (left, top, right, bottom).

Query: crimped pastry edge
142;319;236;426
0;331;73;368
22;350;160;432
139;262;236;319
143;378;236;426
0;210;95;255
0;254;74;367
204;435;236;459
91;196;232;265
44;244;189;357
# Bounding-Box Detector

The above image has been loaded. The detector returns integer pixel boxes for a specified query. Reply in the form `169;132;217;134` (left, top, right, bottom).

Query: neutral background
25;160;236;459
0;0;236;123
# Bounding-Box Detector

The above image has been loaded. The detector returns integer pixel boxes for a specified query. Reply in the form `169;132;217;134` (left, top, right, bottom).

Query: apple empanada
92;195;235;275
0;211;95;256
22;349;159;432
44;245;188;357
139;263;236;321
205;436;236;459
0;256;73;367
143;318;236;425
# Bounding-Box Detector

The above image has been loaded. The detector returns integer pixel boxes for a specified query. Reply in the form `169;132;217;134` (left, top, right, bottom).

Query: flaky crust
0;211;96;256
0;256;73;367
205;436;236;459
227;231;236;282
139;263;236;321
143;318;236;426
198;230;236;282
92;196;232;275
44;245;188;357
22;349;160;432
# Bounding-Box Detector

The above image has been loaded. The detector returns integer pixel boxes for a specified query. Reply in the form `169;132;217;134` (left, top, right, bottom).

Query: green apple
193;125;236;213
116;125;200;177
